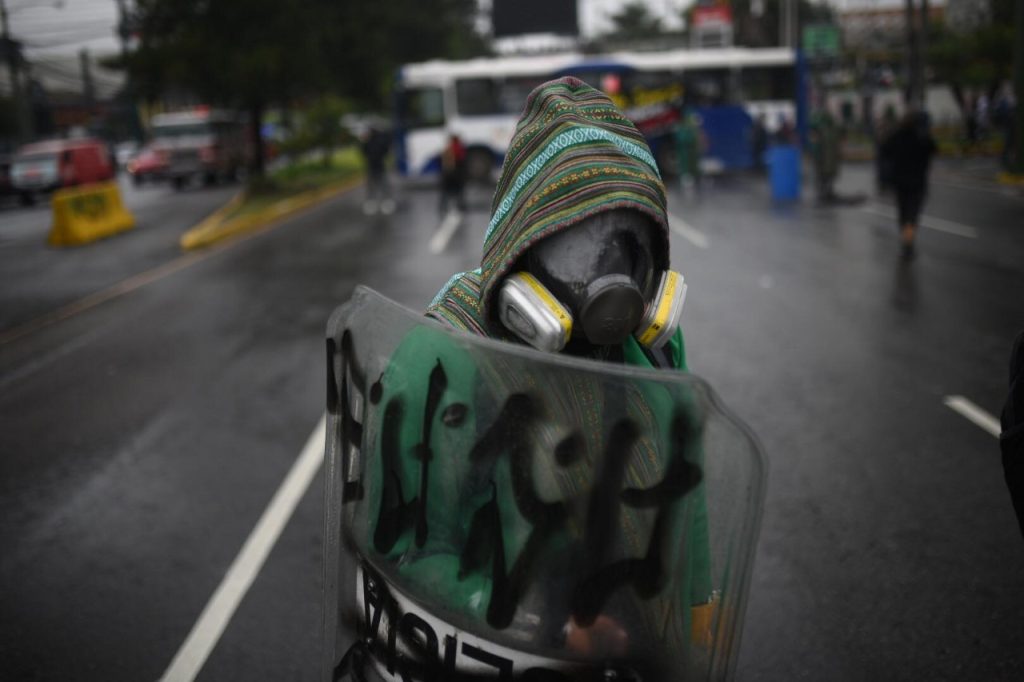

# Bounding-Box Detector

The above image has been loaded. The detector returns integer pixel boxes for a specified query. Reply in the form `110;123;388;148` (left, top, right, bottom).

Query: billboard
492;0;578;37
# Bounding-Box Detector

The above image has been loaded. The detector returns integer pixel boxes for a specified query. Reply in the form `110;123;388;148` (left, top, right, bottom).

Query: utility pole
1013;0;1024;174
1;0;30;142
80;48;94;108
904;0;923;109
919;0;930;109
115;0;141;141
780;0;797;48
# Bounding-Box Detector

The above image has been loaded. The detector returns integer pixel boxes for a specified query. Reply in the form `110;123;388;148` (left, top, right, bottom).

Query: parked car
126;145;169;185
150;108;248;189
10;138;115;205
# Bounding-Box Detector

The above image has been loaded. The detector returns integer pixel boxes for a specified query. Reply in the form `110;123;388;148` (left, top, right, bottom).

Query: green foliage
129;0;487;111
928;17;1014;97
605;2;664;41
128;0;487;175
323;0;488;106
130;0;329;108
279;96;354;164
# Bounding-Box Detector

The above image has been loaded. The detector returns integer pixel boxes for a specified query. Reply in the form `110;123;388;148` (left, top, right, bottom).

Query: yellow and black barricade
47;181;135;247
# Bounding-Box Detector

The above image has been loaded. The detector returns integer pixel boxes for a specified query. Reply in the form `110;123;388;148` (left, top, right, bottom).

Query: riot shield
324;287;766;682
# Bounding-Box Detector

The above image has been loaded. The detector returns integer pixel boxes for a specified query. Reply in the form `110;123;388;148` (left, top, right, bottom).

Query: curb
180;175;364;251
996;172;1024;187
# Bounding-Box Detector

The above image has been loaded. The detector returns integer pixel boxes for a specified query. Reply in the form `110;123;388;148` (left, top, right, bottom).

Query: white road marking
159;415;326;682
862;205;979;239
667;212;710;249
429;209;463;254
944;396;1001;438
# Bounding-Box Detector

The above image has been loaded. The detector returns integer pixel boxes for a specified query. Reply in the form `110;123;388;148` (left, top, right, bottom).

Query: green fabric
673;120;701;179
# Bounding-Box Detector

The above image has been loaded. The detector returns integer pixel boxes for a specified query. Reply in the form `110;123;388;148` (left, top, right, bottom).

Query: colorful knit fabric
427;77;670;334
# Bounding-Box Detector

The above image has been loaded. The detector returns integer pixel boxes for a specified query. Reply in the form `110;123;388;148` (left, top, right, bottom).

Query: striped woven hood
428;77;669;336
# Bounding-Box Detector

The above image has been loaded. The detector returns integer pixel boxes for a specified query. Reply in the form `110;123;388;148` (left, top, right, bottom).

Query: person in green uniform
673;110;704;196
810;109;842;203
362;77;713;678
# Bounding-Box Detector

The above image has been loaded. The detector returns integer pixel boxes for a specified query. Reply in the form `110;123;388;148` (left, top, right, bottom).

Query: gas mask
497;209;686;353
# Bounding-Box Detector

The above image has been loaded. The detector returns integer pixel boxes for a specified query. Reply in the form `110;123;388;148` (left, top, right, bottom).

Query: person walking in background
439;132;467;214
360;124;394;215
810;110;842;204
673;110;704;196
750;113;768;173
879;111;937;260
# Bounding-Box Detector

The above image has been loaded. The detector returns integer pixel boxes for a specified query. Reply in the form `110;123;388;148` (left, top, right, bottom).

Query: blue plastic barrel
766;145;801;201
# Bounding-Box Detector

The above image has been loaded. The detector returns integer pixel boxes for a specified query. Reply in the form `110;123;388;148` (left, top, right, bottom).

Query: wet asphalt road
1;162;1022;681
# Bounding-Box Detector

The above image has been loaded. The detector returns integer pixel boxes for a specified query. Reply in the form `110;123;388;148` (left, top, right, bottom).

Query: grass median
180;147;364;250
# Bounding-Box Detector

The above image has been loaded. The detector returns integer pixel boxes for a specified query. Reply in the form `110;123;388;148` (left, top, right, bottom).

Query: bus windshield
398;87;445;129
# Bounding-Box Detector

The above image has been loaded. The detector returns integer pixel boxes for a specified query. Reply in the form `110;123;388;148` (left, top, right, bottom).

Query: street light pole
1013;0;1024;173
1;0;29;142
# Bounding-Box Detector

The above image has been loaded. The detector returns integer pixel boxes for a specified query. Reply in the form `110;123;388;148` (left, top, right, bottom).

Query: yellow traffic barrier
47;181;135;247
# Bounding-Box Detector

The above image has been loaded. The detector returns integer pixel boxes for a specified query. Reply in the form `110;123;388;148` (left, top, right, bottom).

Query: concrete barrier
47;181;135;247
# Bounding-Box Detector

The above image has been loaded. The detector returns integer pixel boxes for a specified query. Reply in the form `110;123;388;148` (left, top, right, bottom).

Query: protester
810;110;842;203
879;111;937;260
750;113;768;172
439;132;467;213
673;110;704;195
375;77;712;658
359;124;393;215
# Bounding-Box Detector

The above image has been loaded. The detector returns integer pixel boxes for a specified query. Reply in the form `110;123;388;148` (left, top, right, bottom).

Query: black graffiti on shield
372;359;702;630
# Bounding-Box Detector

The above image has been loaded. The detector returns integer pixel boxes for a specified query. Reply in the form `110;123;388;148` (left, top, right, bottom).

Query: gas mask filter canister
497;210;686;353
498;269;686;353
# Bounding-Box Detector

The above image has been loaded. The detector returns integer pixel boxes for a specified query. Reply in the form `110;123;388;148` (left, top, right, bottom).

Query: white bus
393;47;803;180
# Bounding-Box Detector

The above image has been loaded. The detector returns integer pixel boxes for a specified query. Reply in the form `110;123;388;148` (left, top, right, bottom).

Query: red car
126;146;169;185
11;138;115;204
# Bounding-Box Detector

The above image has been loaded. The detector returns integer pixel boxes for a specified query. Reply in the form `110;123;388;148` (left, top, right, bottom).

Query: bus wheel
466;149;493;184
172;176;186;190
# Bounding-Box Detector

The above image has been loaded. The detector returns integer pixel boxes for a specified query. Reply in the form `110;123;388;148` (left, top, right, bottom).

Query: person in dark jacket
880;111;937;260
360;125;393;215
1002;331;1024;538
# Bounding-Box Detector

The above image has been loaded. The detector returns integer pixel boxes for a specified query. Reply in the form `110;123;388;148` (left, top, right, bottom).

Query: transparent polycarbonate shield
323;287;766;682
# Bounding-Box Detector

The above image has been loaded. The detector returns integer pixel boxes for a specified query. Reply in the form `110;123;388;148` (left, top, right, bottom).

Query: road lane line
944;396;1001;438
0;252;207;347
429;209;463;254
159;415;326;682
862;205;978;239
0;183;361;347
667;212;710;249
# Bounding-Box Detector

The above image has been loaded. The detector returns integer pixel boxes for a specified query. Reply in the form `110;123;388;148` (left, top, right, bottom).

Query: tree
128;0;487;178
605;2;664;42
322;0;487;107
130;0;332;177
928;0;1014;111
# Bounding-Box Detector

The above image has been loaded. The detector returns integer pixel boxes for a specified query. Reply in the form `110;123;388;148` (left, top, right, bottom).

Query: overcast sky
7;0;942;59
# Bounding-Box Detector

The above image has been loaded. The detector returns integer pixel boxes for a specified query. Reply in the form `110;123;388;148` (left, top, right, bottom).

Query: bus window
684;69;729;107
399;88;445;129
739;66;795;101
456;78;504;116
498;77;548;114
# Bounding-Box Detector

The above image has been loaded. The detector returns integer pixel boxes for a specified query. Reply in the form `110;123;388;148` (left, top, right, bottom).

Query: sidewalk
929;157;1024;196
